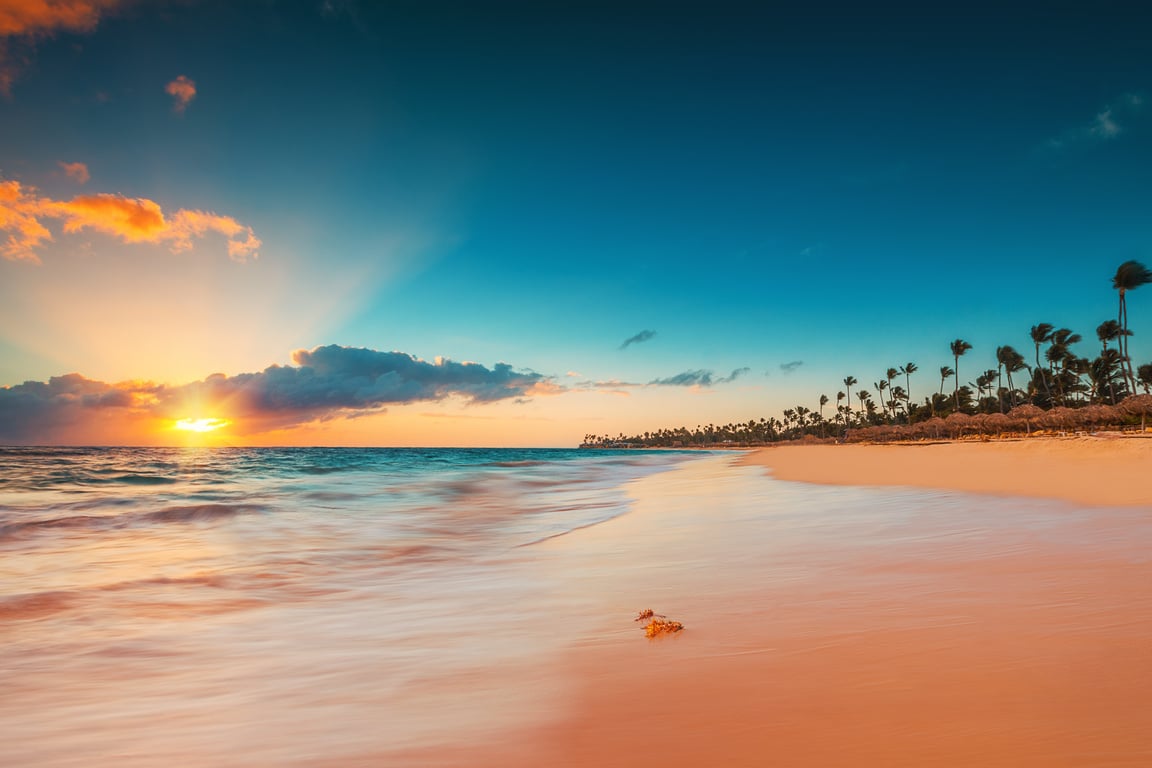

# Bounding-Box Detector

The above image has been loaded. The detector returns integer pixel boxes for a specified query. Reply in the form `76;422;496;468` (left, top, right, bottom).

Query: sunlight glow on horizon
174;417;230;433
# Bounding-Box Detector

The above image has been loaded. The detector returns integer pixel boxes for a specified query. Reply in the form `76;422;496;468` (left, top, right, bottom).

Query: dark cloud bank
0;345;549;441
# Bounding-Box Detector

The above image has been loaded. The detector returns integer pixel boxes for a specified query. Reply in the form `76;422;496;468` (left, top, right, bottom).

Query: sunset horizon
3;2;1150;447
5;5;1152;766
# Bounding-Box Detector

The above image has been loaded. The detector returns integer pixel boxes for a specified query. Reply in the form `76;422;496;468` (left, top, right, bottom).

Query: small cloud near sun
58;161;90;184
166;75;197;113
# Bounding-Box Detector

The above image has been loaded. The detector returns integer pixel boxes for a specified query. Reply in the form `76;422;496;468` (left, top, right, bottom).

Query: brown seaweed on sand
634;608;684;637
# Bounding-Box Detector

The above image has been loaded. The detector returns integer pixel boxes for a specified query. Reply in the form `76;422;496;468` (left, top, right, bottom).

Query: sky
1;0;1150;446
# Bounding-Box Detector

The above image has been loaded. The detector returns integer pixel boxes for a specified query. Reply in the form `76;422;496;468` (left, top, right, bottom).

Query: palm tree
1113;260;1152;392
874;380;889;422
843;375;858;423
884;367;900;420
1006;349;1029;407
1046;328;1082;406
975;369;997;410
856;390;872;425
995;346;1008;412
938;365;954;396
899;362;917;421
996;345;1027;410
890;385;908;419
1089;350;1125;405
1096;320;1126;404
1030;323;1054;402
795;406;810;436
950;339;972;410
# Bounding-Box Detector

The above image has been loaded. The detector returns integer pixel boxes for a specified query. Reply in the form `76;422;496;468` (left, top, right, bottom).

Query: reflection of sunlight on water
1;447;699;767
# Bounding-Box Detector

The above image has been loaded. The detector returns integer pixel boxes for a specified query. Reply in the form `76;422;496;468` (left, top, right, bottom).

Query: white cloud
1044;93;1144;150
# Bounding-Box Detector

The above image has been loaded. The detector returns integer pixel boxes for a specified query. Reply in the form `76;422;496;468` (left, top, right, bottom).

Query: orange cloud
169;209;261;260
0;0;121;94
165;74;195;113
59;193;167;241
0;180;54;262
0;179;261;263
0;0;117;36
58;160;90;184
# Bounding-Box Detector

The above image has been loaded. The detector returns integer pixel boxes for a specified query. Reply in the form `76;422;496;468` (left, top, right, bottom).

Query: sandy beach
460;440;1152;767
743;436;1152;507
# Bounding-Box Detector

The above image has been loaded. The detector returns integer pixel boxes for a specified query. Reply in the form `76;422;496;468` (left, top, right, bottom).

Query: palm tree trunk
904;373;913;424
997;365;1004;413
1035;344;1051;403
1120;290;1137;394
954;355;961;410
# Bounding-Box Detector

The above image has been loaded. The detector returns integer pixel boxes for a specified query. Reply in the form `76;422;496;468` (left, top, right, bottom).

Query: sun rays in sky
1;2;1150;445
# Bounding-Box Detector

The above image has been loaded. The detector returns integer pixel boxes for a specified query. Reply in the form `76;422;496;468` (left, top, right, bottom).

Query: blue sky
1;1;1150;445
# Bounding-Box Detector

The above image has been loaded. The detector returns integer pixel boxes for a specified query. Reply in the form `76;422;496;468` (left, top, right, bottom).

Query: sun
174;417;230;433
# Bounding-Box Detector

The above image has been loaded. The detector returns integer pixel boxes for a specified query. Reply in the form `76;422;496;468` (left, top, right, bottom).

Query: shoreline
455;444;1152;767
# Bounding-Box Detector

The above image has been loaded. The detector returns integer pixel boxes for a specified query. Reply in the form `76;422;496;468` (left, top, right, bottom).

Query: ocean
0;446;707;767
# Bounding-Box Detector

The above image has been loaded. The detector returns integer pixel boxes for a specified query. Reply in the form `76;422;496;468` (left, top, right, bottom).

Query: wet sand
460;446;1152;767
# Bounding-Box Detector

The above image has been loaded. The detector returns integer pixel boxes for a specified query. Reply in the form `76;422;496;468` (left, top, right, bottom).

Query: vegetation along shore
584;261;1152;447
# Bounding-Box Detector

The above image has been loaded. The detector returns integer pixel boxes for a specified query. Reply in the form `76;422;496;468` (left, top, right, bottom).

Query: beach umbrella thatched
1007;404;1044;435
1120;394;1152;432
944;411;972;438
1040;406;1075;434
984;412;1011;437
1077;404;1120;430
921;416;947;440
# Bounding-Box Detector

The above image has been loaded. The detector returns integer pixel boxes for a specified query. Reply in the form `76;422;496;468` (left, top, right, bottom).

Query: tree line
583;261;1152;447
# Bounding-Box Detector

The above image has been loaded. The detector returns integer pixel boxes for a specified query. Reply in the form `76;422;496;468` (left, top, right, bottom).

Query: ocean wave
482;460;551;468
0;503;264;540
108;473;178;485
98;574;228;591
139;504;257;524
299;465;361;475
1;577;267;624
0;590;75;620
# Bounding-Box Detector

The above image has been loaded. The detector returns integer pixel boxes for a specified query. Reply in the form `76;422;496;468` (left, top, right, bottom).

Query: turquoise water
0;447;706;767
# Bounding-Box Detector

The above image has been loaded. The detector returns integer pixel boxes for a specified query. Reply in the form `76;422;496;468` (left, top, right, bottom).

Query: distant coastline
584;261;1152;451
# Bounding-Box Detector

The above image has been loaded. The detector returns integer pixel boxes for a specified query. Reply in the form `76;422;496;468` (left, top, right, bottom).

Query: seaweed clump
634;608;684;638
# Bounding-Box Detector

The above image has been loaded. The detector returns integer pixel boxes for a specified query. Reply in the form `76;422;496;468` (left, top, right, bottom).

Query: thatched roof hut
1039;406;1075;433
1007;404;1044;434
984;411;1011;437
1120;394;1152;431
945;411;973;438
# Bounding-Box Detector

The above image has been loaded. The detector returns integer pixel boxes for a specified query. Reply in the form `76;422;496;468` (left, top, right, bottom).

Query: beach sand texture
743;435;1152;506
461;444;1152;767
